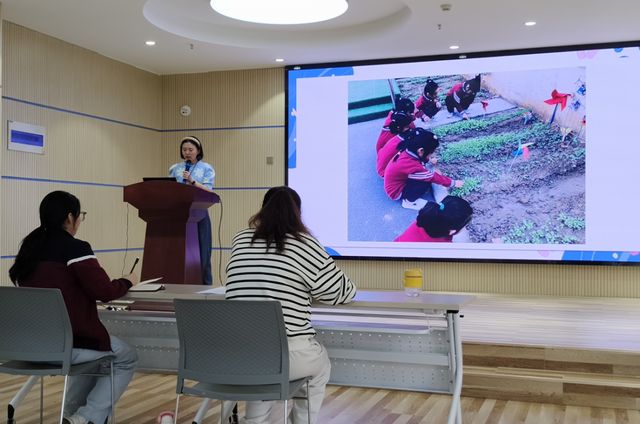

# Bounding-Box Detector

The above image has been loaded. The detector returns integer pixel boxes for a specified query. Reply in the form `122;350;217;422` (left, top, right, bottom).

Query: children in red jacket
415;79;442;122
445;74;481;120
376;112;413;154
377;98;416;152
395;196;473;242
384;129;464;210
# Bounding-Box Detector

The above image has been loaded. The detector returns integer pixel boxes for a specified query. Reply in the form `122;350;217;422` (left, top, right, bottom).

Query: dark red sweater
19;229;132;351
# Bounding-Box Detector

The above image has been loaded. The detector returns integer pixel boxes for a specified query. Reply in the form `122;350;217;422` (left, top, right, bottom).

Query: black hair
464;74;481;94
396;128;439;158
249;186;310;254
9;191;81;284
394;98;415;115
423;79;439;96
388;112;413;135
180;136;204;161
417;196;473;239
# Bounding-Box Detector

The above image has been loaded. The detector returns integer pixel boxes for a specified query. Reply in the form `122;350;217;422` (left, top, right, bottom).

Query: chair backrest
0;286;74;374
173;299;290;391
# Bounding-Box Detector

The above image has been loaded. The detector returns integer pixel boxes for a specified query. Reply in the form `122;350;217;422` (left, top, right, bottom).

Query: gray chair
173;299;311;424
0;286;115;424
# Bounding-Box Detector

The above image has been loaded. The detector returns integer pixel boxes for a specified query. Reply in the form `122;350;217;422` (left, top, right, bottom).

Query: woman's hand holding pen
124;273;140;286
125;257;141;286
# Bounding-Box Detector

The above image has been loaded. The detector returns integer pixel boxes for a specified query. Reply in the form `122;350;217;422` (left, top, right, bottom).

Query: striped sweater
225;228;356;341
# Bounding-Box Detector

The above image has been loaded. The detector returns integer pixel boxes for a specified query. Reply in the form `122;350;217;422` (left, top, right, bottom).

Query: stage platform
457;293;640;409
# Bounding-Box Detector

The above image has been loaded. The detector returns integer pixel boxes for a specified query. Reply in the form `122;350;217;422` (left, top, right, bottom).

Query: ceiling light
450;45;460;50
210;0;348;25
525;22;536;26
145;41;156;46
275;59;285;62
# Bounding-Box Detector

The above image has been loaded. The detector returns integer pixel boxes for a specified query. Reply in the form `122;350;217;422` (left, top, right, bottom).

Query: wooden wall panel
0;23;157;285
333;260;640;297
159;128;284;188
1;179;146;256
161;68;284;130
2;100;162;184
2;22;161;129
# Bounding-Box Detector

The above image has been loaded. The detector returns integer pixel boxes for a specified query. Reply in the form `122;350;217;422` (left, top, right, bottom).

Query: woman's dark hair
388;112;413;135
394;98;415;115
9;191;81;284
249;186;310;254
417;196;473;239
180;136;204;161
396;128;439;158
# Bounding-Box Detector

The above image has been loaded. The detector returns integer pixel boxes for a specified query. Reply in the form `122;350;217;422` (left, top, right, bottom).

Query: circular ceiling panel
143;0;412;49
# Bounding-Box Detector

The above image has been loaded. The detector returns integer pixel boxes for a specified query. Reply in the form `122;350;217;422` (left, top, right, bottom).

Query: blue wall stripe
3;97;283;132
1;176;271;191
4;97;159;132
2;176;124;188
3;247;232;259
161;126;284;132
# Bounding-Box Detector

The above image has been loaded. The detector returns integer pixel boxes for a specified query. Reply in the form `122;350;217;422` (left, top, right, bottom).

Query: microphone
183;160;192;184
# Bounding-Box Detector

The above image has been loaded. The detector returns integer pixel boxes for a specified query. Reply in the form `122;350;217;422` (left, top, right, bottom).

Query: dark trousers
401;180;434;202
197;213;213;285
445;95;458;113
420;103;441;119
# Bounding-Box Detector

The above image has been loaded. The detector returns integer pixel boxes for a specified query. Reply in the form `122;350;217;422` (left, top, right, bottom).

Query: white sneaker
402;198;427;210
63;414;90;424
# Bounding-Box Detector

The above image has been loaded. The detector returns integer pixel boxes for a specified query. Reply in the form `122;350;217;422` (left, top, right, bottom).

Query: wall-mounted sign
8;121;46;154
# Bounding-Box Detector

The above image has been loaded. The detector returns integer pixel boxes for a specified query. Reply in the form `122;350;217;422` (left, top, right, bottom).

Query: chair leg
60;376;70;424
110;359;116;424
40;376;44;424
174;394;181;424
283;400;288;424
306;380;310;424
220;400;224;424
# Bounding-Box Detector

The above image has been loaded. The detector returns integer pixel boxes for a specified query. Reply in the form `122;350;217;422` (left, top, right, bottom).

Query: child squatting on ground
376;114;415;177
395;196;474;242
383;128;465;210
415;79;442;122
377;98;416;152
445;74;481;120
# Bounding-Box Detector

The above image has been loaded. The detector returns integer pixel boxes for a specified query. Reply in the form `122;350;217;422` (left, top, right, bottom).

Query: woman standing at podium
169;136;215;285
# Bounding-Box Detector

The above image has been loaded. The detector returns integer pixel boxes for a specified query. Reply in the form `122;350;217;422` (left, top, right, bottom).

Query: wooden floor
2;373;640;424
3;293;640;423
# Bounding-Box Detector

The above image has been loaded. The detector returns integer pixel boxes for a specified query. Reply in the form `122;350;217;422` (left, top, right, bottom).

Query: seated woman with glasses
9;190;140;424
226;186;357;424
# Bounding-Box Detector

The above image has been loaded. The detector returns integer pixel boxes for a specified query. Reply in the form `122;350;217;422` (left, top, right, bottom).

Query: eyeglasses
79;211;87;221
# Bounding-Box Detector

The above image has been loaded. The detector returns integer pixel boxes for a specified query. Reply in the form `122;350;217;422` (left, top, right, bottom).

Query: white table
100;286;474;424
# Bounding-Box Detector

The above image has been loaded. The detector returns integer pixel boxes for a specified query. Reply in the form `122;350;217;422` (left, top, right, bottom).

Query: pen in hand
130;257;140;274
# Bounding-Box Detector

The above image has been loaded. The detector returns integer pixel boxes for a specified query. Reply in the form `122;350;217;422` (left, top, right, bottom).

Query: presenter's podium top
124;180;219;211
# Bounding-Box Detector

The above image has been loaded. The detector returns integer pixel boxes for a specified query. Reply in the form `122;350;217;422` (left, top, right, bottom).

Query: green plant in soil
433;109;527;138
440;123;553;163
450;176;483;196
557;214;586;230
500;216;583;245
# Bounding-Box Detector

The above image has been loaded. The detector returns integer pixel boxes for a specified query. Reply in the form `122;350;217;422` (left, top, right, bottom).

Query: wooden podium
124;180;219;285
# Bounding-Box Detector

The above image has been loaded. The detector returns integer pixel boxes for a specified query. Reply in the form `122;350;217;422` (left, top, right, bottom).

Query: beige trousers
241;337;331;424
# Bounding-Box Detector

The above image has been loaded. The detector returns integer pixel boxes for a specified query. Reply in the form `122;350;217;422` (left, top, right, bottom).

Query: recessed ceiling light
210;0;348;25
275;58;285;62
145;41;156;46
525;22;536;26
450;45;460;50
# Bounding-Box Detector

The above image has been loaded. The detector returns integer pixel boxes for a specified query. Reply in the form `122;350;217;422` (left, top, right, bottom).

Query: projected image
347;68;587;244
